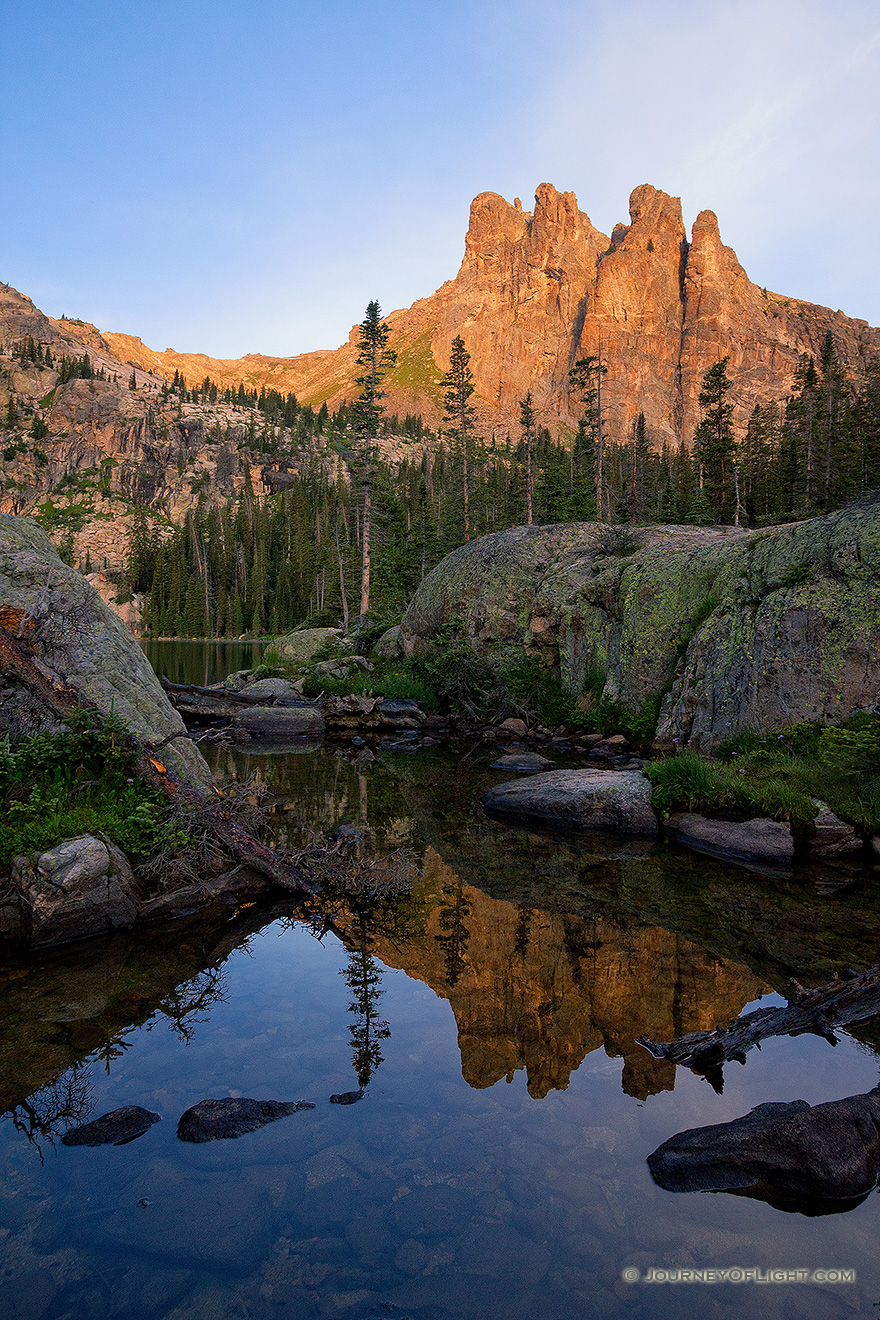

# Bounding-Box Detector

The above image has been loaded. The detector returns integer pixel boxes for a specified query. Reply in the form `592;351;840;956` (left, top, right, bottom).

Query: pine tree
352;300;397;619
519;392;536;525
440;336;478;540
569;354;607;519
693;358;736;522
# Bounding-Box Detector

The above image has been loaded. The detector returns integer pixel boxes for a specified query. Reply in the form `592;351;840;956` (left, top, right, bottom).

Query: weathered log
0;626;315;897
638;964;880;1092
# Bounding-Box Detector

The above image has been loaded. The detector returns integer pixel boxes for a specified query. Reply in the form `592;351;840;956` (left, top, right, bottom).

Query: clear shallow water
3;646;880;1319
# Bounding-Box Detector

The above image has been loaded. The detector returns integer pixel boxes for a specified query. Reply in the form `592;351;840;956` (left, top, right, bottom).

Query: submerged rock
481;769;659;836
648;1089;880;1215
62;1105;160;1147
664;813;794;865
177;1097;315;1142
330;1089;365;1105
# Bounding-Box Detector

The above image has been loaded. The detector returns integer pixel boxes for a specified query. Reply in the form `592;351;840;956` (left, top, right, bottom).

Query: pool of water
3;645;880;1319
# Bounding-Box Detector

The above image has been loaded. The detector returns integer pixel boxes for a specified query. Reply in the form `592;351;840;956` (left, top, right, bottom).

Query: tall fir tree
352;300;397;618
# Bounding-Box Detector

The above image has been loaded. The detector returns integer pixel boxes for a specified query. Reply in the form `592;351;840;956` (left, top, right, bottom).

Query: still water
3;643;880;1319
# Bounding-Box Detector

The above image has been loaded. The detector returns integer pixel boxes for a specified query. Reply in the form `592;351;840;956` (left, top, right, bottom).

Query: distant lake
139;637;266;686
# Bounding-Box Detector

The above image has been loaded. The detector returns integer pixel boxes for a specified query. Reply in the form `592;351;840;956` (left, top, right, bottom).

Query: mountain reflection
342;849;767;1100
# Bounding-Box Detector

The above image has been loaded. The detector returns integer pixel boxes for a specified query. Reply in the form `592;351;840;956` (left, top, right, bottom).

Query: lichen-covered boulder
230;705;325;738
0;513;211;791
400;506;880;750
13;835;140;947
273;627;341;664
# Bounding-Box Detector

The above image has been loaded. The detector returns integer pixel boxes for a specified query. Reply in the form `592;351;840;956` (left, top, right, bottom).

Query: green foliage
645;751;817;825
657;713;880;833
0;710;188;864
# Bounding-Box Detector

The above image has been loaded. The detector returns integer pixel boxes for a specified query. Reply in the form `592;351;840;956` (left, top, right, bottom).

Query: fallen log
638;964;880;1092
0;626;316;897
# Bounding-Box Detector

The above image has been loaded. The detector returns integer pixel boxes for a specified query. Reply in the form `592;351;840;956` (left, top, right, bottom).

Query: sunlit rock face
358;851;766;1102
95;183;880;442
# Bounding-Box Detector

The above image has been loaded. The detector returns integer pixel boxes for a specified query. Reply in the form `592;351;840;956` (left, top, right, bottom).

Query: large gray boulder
664;813;794;865
648;1089;880;1214
273;627;341;664
481;769;659;836
400;507;880;750
13;835;140;947
0;514;211;791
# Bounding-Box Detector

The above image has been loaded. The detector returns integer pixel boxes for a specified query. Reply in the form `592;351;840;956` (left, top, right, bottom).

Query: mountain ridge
101;182;880;445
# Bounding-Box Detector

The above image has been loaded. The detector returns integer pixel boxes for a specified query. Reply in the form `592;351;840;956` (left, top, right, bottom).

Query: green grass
648;714;880;832
0;711;188;866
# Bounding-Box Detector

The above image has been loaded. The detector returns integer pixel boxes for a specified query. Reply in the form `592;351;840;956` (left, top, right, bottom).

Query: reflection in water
5;735;880;1318
342;920;390;1089
8;1065;95;1158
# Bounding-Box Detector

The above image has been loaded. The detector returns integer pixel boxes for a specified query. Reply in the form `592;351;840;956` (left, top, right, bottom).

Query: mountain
104;182;880;446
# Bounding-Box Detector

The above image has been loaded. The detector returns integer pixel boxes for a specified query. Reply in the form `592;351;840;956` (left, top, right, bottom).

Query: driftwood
0;626;315;897
638;965;880;1092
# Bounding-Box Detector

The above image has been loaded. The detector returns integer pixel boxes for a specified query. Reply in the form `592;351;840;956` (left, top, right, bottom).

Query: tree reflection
153;964;229;1043
434;879;471;987
8;1065;95;1160
342;917;391;1089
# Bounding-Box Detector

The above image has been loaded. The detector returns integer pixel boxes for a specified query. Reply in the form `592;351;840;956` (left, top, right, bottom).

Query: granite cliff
105;183;880;445
399;502;880;749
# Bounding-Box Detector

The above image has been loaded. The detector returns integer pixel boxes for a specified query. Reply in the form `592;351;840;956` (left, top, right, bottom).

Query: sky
2;0;878;359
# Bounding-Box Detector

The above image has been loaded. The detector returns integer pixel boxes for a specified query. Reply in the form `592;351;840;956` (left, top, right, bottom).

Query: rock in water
491;751;554;772
62;1105;160;1146
177;1097;315;1142
330;1089;364;1105
481;769;659;836
648;1089;880;1215
664;813;794;866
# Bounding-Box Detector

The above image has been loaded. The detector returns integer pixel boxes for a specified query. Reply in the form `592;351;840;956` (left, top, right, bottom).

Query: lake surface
3;642;880;1319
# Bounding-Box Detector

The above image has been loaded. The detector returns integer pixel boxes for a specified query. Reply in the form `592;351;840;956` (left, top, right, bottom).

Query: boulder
811;802;862;858
239;677;303;704
491;751;555;772
177;1097;315;1143
373;624;404;659
62;1105;160;1147
648;1089;880;1214
230;705;325;739
665;813;794;865
379;699;425;727
496;717;528;739
273;627;341;664
481;769;659;836
399;507;880;751
14;836;140;948
0;514;212;792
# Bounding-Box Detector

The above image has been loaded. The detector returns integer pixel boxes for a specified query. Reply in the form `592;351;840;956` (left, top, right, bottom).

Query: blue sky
2;0;878;357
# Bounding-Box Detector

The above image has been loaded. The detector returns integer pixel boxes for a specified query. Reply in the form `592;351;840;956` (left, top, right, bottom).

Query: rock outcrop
0;512;211;790
101;183;880;445
400;503;880;749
